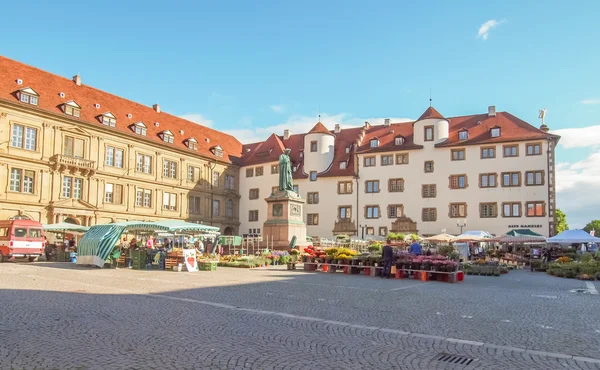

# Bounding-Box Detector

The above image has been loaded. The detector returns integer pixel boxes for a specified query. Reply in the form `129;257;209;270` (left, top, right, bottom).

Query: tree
555;209;569;233
583;220;600;233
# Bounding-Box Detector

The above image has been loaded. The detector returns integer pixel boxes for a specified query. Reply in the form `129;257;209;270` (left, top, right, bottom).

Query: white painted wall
303;132;335;174
239;139;551;238
357;140;550;236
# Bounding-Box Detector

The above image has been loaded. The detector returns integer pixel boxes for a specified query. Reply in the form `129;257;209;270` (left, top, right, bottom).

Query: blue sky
1;0;599;226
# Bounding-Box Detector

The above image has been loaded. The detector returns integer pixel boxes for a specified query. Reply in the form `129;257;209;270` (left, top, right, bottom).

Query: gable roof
0;55;242;164
308;122;333;135
417;106;445;120
357;122;423;153
240;133;286;166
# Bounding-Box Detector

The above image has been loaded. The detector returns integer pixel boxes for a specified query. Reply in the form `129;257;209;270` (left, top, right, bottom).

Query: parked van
0;220;45;262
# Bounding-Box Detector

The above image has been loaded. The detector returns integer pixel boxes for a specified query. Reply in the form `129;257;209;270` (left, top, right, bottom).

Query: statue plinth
263;191;307;250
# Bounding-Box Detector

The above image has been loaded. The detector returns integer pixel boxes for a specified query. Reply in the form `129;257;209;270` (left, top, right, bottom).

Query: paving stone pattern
0;263;599;370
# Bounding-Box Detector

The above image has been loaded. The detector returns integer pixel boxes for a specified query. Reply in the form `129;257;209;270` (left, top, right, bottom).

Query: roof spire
429;88;432;107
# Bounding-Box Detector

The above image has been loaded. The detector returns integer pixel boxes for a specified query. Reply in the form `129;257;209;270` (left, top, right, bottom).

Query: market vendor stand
77;221;219;268
42;222;90;262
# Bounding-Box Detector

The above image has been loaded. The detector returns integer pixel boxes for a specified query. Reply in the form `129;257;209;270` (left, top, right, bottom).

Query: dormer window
370;138;379;148
160;130;174;144
18;88;39;106
394;136;405;146
211;145;223;157
490;127;501;138
458;130;468;140
345;146;351;153
100;112;116;127
340;162;347;170
185;138;198;150
63;101;81;117
132;122;147;136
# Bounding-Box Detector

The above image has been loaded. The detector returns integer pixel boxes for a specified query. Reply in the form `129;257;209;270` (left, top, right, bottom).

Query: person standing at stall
381;240;394;279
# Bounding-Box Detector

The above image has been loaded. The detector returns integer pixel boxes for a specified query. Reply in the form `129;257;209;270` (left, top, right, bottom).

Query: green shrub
368;244;382;253
437;245;455;257
564;270;576;278
581;253;594;263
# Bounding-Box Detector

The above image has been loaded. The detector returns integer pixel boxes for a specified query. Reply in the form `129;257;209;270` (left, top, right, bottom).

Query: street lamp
457;220;467;234
359;224;367;240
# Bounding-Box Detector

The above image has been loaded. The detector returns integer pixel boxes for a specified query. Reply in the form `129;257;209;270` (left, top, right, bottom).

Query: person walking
381;239;394;279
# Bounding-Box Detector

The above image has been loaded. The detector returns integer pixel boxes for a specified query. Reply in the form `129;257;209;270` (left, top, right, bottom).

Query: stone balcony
50;154;96;177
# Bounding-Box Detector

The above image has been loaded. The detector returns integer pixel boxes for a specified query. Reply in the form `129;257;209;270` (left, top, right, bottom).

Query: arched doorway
223;227;233;236
64;217;79;225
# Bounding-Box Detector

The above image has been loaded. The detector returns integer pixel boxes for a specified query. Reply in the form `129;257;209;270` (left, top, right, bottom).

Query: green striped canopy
76;221;220;268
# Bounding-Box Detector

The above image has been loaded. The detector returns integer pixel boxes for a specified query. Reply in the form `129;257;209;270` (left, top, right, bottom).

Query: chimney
384;118;390;127
73;74;81;86
488;105;496;117
334;124;341;134
364;121;371;129
153;104;161;113
283;129;291;140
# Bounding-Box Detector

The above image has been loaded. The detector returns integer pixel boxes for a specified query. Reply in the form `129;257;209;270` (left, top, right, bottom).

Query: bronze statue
278;148;293;192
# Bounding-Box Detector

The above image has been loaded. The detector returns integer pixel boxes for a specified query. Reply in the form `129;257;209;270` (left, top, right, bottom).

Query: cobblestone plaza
1;263;599;369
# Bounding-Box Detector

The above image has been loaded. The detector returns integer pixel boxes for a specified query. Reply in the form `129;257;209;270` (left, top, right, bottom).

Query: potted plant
289;249;300;263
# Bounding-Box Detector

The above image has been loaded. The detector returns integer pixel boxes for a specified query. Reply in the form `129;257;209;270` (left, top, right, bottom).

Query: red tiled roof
0;55;242;164
434;112;559;147
308;122;333;135
357;122;423;154
239;133;285;166
417;106;445;120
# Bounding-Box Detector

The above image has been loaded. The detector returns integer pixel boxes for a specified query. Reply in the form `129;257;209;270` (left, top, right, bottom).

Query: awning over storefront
152;220;220;234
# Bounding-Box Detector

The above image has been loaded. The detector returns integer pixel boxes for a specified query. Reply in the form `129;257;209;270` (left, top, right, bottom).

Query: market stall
42;222;90;262
77;221;219;268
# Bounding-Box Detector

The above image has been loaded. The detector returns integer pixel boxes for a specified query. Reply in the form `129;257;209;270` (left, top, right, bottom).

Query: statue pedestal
263;190;307;250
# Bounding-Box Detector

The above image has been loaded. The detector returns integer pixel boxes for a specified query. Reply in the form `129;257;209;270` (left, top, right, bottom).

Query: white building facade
238;106;559;238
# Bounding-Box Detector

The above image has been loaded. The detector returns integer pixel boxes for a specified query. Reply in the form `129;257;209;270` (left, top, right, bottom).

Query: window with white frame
458;130;468;140
19;88;39;105
490;127;501;137
9;168;35;194
370;139;379;148
104;183;123;204
136;154;152;174
62;176;82;199
186;138;198;150
101;113;117;127
63;136;85;158
339;162;347;170
163;192;177;210
161;130;174;144
11;124;37;151
136;188;152;208
63;101;81;117
212;171;220;187
133;122;147;136
105;146;124;168
395;136;405;146
163;159;177;179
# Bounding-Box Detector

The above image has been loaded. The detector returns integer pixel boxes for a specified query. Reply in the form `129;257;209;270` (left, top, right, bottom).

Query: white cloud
179;113;213;127
581;99;600;105
552;125;600;149
477;19;503;40
270;105;285;113
556;152;600;228
225;113;412;144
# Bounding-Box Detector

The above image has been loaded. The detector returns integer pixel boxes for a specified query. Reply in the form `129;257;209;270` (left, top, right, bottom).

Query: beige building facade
0;56;241;234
